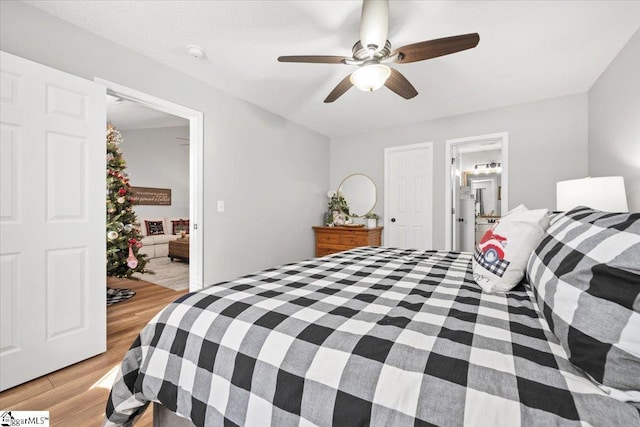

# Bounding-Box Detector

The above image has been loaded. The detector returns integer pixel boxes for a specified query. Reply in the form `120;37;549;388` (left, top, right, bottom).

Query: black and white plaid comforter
105;247;640;426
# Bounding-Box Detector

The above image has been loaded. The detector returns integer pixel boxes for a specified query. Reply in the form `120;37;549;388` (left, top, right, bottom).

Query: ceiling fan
278;0;479;103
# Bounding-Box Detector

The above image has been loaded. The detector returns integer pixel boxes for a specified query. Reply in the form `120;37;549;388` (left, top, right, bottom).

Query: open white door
384;143;433;249
451;152;461;251
0;51;106;391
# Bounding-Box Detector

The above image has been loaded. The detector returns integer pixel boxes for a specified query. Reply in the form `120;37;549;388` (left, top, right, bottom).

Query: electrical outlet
217;200;225;212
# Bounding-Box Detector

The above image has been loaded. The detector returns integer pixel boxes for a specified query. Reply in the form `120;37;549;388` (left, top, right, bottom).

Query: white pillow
473;205;550;292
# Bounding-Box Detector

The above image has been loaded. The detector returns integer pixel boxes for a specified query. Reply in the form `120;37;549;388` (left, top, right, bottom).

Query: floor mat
107;287;136;305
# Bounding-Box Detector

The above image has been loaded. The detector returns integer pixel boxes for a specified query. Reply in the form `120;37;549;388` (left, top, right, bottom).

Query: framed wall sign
130;186;171;205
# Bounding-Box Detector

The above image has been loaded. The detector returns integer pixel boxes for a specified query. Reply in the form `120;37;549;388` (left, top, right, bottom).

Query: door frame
444;132;508;251
95;78;204;290
383;142;434;248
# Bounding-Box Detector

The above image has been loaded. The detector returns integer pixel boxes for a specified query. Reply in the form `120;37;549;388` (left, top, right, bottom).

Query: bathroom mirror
338;173;377;217
463;172;501;217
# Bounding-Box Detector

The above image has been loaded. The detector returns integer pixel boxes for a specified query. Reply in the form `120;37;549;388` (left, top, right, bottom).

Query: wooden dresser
313;226;383;257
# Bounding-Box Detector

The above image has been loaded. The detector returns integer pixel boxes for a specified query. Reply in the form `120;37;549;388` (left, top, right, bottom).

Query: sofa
137;217;189;259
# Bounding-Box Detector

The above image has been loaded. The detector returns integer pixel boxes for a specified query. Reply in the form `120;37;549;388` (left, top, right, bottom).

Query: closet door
0;51;106;390
384;143;434;249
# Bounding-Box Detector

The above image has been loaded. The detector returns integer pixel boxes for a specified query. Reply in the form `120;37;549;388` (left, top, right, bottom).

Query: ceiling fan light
350;64;391;92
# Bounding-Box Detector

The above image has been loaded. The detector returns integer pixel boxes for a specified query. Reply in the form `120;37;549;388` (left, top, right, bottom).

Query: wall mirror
463;172;502;217
338;173;377;217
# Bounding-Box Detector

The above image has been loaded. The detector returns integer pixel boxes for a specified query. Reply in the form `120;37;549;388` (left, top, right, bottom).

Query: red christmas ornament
118;188;127;196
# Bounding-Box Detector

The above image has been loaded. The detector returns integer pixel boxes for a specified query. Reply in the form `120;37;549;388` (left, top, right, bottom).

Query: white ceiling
106;97;188;130
27;1;640;138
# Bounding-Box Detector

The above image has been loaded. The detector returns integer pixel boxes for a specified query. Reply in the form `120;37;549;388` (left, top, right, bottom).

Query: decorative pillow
473;204;550;292
526;206;640;404
145;220;165;236
171;219;189;235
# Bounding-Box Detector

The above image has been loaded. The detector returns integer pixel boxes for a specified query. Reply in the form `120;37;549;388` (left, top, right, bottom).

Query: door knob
391;218;396;223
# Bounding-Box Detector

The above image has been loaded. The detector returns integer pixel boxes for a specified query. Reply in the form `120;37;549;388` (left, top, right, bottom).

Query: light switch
217;200;225;212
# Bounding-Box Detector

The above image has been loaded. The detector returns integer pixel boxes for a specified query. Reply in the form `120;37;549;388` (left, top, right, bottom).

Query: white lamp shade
556;176;628;212
350;64;391;92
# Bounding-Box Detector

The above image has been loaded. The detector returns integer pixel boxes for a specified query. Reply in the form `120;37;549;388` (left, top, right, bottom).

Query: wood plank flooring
0;278;188;426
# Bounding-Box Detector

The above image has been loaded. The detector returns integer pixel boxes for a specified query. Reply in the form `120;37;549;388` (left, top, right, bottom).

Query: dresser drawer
340;233;368;246
316;245;347;257
317;233;342;244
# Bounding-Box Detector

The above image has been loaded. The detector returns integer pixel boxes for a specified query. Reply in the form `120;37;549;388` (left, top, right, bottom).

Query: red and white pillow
171;219;189;235
473;205;550;292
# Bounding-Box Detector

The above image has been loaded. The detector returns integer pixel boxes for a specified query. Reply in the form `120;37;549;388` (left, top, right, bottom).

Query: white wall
331;93;588;249
119;126;190;220
459;149;502;173
0;0;330;283
588;29;640;211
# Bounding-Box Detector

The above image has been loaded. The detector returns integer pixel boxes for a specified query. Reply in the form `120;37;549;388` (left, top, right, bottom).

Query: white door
459;199;476;252
451;153;461;251
0;51;106;391
384;143;433;249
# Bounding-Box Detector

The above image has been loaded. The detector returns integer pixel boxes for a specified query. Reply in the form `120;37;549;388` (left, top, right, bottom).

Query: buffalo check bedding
105;247;640;426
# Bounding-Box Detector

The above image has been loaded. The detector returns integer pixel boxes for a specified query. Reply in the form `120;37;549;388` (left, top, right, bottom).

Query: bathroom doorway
444;133;509;251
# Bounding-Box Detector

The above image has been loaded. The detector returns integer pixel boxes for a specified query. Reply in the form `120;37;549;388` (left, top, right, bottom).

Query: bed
105;207;640;426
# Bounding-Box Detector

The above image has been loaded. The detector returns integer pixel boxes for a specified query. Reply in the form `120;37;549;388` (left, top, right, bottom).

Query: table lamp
556;176;628;212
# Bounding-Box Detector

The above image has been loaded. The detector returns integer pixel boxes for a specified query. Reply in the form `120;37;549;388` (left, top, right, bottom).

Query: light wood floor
0;278;188;426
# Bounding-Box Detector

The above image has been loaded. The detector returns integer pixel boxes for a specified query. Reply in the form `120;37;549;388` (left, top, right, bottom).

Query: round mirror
338;173;377;217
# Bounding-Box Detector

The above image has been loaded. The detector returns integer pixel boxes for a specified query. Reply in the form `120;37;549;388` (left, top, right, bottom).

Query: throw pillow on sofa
526;206;640;405
145;220;165;236
473;204;550;292
171;219;189;235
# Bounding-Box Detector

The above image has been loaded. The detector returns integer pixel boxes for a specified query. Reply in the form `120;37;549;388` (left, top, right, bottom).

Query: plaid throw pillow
526;206;640;404
171;219;189;235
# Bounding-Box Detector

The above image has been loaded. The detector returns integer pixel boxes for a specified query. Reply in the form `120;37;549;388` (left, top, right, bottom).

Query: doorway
98;79;204;290
444;132;509;251
107;98;191;290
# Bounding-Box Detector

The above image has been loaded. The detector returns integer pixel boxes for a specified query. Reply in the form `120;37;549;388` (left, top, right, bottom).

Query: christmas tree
106;123;150;278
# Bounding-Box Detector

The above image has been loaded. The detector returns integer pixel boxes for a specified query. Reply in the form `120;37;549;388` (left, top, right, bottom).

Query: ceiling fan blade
359;0;389;51
392;33;480;64
324;74;353;103
278;55;348;64
384;68;418;99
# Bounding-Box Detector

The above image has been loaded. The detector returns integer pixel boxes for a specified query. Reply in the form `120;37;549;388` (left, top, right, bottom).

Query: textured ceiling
27;1;640;138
